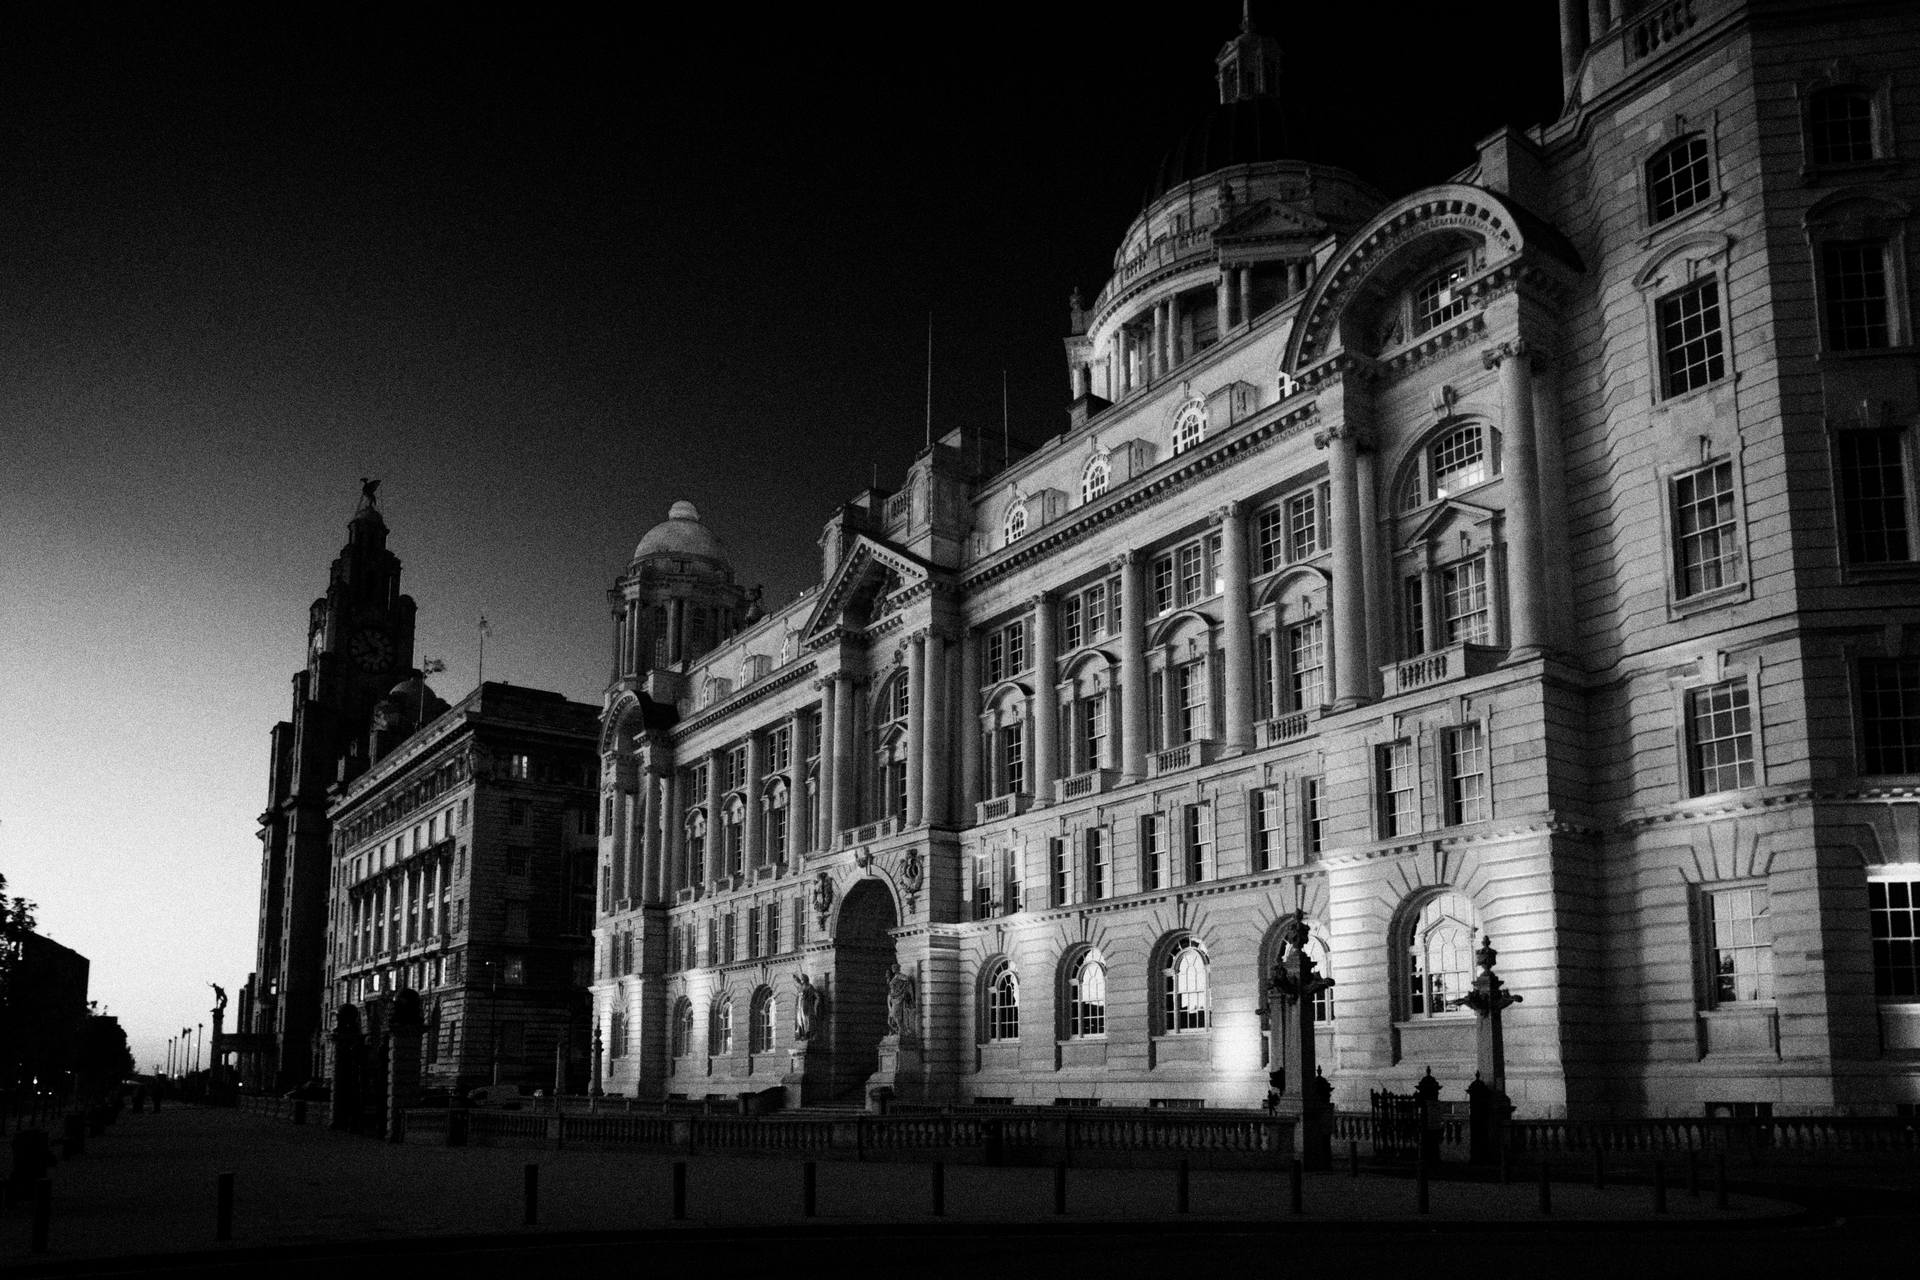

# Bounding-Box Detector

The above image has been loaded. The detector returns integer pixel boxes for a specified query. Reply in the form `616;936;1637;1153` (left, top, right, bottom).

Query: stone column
1588;0;1615;35
1356;449;1385;687
1217;272;1233;332
1118;553;1149;777
1219;502;1253;751
906;634;925;827
1488;341;1545;656
816;679;836;851
787;708;807;860
706;749;724;884
1149;304;1164;382
831;673;855;841
643;770;665;902
1559;0;1588;103
1031;595;1058;800
1237;269;1253;329
922;631;948;826
744;732;764;867
1533;355;1572;650
958;629;981;816
1318;420;1369;709
666;770;685;894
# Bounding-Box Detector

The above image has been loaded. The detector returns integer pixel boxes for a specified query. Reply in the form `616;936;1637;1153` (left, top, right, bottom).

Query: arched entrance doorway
827;880;898;1102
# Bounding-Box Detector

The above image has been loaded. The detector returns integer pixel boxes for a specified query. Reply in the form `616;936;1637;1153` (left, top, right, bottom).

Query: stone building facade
591;2;1920;1118
322;681;599;1096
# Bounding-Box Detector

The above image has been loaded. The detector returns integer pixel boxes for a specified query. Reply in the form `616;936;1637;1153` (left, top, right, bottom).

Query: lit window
1003;845;1023;913
1171;401;1207;455
1378;739;1417;838
1646;135;1712;223
1807;86;1876;166
1859;657;1920;774
1066;952;1107;1038
1004;501;1029;544
1822;240;1893;350
1835;430;1911;564
1705;886;1773;1004
1672;460;1739;597
1687;679;1756;795
1430;425;1488;499
1406;891;1476;1018
1869;878;1920;999
1443;723;1487;825
1162;936;1210;1032
1657;280;1726;398
1413;261;1470;334
985;961;1020;1041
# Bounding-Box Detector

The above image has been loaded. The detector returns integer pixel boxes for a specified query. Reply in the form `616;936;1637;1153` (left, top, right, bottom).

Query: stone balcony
1258;708;1321;747
1150;740;1220;778
976;792;1033;825
1381;643;1503;698
1055;768;1121;803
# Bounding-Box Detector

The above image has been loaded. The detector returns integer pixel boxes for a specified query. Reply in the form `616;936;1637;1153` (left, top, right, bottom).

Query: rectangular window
1255;506;1286;574
1078;693;1109;771
1823;240;1892;350
1657;280;1726;398
1286;488;1320;561
1443;723;1487;825
1255;631;1277;720
1414;261;1470;334
723;913;736;964
1869;879;1920;999
998;723;1025;796
1837;430;1912;564
724;745;747;792
767;901;780;956
1183;803;1212;883
705;918;716;967
1687;680;1756;795
1673;461;1739;598
747;906;761;959
1808;86;1876;166
768;727;792;774
1860;657;1920;774
1206;531;1224;596
1084;828;1109;901
1062;593;1084;651
1151;554;1176;616
1302;776;1325;858
1441;556;1490;644
508;800;528;828
1177;543;1204;605
1177;660;1210;743
1004;846;1023;914
985;621;1028;684
792;897;806;950
1251;788;1282;871
1286;617;1325;711
1646;135;1711;224
1705;886;1774;1004
1404;578;1426;655
1049;836;1069;907
1142;815;1169;891
1378;739;1417;837
972;850;994;921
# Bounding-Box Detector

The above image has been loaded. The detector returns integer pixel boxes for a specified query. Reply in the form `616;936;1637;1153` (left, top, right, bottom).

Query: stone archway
828;879;898;1101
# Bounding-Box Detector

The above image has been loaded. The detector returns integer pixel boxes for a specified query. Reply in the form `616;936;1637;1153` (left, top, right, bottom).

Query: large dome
632;500;730;567
1146;94;1291;203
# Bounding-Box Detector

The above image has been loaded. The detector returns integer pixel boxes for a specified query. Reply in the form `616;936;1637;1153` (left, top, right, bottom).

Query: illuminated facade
592;2;1920;1118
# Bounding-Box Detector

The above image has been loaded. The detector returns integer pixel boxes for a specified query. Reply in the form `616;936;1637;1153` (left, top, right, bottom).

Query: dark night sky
0;3;1561;1069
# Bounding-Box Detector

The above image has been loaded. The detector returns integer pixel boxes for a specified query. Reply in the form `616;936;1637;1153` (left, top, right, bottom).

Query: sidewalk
3;1106;1804;1268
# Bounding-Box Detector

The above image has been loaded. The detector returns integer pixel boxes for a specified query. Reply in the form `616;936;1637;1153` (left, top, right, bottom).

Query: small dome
633;500;731;567
1146;95;1292;203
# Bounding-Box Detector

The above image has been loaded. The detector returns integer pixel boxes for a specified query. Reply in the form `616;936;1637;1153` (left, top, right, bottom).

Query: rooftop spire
1216;4;1282;105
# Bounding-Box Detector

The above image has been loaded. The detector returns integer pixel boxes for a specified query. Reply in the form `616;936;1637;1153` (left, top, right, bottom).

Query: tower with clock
245;483;417;1089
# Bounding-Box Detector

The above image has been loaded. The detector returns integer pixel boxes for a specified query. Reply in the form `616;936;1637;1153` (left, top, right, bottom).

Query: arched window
1171;400;1207;455
875;674;910;821
985;960;1020;1041
1412;259;1471;334
1004;500;1029;543
671;996;694;1057
1064;950;1107;1038
722;794;746;877
748;986;776;1054
1404;891;1478;1018
1396;423;1502;512
1082;454;1111;503
709;996;734;1055
608;1008;627;1059
1162;935;1210;1033
685;809;708;884
761;777;790;864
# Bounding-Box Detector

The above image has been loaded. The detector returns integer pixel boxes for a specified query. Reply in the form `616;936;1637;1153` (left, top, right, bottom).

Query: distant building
1;931;90;1096
323;681;599;1094
590;3;1920;1118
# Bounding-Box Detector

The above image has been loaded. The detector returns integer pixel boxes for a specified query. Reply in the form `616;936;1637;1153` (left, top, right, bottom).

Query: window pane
1413;262;1470;334
1861;657;1920;774
1688;680;1756;794
1707;887;1773;1003
1836;430;1911;564
1441;556;1490;644
1809;87;1875;166
1647;135;1712;223
1429;426;1487;499
1824;240;1892;350
1445;723;1487;825
1658;281;1726;397
1673;461;1739;597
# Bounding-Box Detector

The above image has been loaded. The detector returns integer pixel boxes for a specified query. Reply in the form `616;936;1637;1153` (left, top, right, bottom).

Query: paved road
3;1105;1910;1278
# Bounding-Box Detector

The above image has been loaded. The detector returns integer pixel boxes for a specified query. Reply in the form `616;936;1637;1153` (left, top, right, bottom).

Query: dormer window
1413;261;1471;334
1082;455;1111;503
1004;501;1029;543
1171;400;1207;456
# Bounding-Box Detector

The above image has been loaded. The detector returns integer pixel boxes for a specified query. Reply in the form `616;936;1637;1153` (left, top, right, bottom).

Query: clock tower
246;484;417;1089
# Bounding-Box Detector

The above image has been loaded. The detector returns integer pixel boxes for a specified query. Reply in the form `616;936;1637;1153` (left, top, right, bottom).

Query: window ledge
1669;578;1749;619
1815;344;1920;363
1839;559;1920;584
1696;1005;1780;1059
1801;157;1904;185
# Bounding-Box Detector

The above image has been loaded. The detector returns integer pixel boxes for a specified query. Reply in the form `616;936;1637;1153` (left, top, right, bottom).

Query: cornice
671;658;820;743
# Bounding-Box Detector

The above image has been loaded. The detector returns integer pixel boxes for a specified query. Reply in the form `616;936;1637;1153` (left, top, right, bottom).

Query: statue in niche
792;973;821;1042
885;963;916;1039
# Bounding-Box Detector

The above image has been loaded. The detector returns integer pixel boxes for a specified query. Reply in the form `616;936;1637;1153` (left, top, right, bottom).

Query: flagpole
477;617;489;688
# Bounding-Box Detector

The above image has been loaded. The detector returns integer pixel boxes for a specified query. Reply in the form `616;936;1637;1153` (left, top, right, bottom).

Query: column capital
1480;338;1533;370
1312;423;1372;451
1027;590;1055;611
1212;499;1244;525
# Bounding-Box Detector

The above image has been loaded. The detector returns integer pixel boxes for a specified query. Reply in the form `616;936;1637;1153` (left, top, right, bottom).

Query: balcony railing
1383;643;1502;696
1258;709;1319;747
883;490;912;530
1150;740;1218;778
1626;0;1695;63
1056;769;1119;802
976;793;1032;825
840;816;901;848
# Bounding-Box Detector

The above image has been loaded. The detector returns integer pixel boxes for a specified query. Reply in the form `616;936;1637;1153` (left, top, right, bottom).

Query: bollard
1537;1161;1552;1215
802;1161;817;1218
1290;1158;1304;1215
31;1178;51;1254
1175;1159;1189;1214
1592;1145;1605;1190
1053;1162;1067;1215
1348;1140;1360;1178
216;1171;234;1241
1653;1161;1667;1214
1686;1148;1700;1198
672;1161;688;1220
931;1161;945;1217
1714;1153;1728;1210
524;1163;538;1226
1416;1155;1429;1216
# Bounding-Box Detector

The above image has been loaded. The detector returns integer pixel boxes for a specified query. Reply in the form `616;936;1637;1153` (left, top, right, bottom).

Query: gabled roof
800;534;947;644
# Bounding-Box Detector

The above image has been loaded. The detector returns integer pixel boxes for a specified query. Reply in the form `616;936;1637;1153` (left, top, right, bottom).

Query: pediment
1405;498;1498;545
1215;198;1328;245
802;534;942;643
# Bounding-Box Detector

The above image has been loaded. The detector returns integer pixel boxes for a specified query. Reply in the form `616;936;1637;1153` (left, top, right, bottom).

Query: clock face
348;627;396;673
